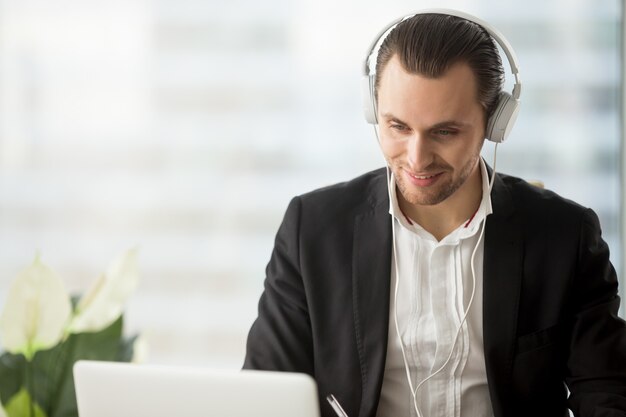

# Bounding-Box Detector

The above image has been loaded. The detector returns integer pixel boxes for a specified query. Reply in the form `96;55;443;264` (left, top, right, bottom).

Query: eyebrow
380;113;469;129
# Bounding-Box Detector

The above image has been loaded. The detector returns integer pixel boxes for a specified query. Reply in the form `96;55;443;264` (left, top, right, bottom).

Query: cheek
378;134;405;160
447;135;483;158
446;142;483;173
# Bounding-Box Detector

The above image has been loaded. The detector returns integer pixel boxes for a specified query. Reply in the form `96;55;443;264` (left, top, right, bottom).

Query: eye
433;128;457;137
390;123;409;132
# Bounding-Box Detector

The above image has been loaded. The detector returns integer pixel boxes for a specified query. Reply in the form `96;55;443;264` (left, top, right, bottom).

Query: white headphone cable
373;122;420;409
390;143;498;417
374;119;500;417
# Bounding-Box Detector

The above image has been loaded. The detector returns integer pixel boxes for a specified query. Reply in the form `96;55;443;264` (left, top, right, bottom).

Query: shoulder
496;172;589;219
296;167;388;213
493;172;602;242
278;168;389;238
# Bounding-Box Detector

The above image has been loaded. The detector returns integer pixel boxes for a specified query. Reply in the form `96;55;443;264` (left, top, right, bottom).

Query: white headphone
362;8;522;143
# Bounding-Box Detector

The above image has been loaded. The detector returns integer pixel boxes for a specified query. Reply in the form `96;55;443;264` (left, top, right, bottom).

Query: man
243;11;626;417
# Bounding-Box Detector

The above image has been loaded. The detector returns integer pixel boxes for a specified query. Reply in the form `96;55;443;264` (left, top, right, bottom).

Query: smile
403;169;443;187
411;174;438;180
407;171;442;180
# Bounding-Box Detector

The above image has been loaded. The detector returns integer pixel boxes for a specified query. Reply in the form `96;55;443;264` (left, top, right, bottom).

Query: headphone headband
362;8;522;142
364;8;521;97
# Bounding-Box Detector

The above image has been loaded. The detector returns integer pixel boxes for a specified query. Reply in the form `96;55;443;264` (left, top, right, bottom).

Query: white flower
131;334;149;363
68;248;139;333
0;255;72;359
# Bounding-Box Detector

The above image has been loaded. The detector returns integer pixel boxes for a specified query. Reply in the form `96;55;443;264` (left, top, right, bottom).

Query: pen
326;394;350;417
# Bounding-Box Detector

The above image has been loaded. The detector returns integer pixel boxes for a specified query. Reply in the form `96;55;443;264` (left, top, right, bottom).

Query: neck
399;161;483;241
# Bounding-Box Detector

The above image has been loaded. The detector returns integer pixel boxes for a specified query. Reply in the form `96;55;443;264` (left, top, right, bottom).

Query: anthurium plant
0;248;140;417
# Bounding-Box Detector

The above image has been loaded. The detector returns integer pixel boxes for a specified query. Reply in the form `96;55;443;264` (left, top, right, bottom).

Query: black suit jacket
244;168;626;417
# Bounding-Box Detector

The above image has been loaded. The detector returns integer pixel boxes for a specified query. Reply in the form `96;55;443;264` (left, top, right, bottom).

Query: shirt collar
388;158;493;243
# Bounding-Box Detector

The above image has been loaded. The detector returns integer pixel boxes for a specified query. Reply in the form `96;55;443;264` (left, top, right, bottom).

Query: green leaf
29;340;73;417
59;322;123;417
0;353;25;407
1;314;136;417
36;316;128;417
4;388;47;417
116;335;138;363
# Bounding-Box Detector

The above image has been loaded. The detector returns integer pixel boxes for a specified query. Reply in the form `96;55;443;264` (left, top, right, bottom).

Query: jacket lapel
483;173;523;417
352;174;392;417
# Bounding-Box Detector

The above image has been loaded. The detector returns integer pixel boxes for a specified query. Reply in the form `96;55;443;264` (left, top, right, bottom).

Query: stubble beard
392;153;481;207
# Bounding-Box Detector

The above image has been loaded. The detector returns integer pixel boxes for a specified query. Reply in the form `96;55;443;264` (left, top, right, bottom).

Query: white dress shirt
375;159;494;417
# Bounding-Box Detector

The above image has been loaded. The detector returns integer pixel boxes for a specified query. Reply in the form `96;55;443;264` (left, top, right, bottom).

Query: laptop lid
73;360;320;417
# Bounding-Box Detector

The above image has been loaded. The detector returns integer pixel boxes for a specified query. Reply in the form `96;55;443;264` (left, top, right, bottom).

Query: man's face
377;56;486;209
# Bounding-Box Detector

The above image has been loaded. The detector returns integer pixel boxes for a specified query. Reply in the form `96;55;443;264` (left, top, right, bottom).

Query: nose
406;132;433;170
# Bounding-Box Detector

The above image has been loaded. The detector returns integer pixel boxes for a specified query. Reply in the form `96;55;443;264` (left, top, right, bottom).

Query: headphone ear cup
362;75;378;124
485;91;520;143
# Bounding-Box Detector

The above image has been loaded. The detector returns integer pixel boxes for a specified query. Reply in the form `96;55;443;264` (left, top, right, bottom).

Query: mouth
409;173;439;180
403;169;444;186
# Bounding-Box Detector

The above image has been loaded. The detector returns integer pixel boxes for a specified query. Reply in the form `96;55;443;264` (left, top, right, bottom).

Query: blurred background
0;0;622;368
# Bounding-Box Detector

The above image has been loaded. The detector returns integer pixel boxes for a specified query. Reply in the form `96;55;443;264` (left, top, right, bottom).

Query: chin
398;185;450;207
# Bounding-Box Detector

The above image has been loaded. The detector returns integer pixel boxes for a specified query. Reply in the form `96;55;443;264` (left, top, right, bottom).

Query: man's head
374;13;505;123
372;13;505;215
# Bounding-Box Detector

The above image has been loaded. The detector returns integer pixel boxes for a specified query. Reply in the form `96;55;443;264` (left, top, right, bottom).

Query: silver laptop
73;360;321;417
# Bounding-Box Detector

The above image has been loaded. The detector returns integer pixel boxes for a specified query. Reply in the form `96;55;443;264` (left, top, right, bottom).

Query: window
0;0;621;367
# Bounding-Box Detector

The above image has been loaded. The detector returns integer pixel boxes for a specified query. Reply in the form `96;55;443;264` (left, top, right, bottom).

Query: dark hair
375;13;505;119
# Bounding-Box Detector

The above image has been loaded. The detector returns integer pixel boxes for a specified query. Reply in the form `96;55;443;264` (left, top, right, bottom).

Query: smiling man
244;10;626;417
377;57;486;240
